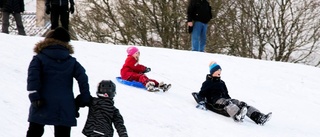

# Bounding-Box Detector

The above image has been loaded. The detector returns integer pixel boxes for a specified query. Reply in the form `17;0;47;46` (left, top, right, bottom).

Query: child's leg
147;79;159;87
230;99;240;105
128;74;147;83
230;99;248;121
130;74;160;90
132;74;159;86
247;106;272;125
230;99;247;110
135;74;151;86
214;98;230;109
136;75;156;91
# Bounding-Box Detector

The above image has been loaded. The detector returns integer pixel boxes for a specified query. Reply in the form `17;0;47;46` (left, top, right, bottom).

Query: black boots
250;111;272;125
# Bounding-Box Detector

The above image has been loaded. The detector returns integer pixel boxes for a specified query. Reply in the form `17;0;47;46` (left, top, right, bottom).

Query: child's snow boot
238;101;248;121
233;106;247;122
250;111;272;125
159;82;171;92
146;81;155;91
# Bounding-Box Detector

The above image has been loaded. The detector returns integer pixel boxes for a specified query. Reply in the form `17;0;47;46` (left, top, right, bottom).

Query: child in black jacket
81;80;128;137
193;61;272;125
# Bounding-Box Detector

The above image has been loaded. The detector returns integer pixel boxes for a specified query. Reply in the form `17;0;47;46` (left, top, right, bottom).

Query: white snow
1;33;320;137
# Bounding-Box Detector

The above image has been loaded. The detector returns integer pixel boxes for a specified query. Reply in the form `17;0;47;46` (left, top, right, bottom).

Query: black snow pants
50;5;70;31
26;122;71;137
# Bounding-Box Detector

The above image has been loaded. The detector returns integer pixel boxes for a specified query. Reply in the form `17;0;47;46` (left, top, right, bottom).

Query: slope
1;33;320;137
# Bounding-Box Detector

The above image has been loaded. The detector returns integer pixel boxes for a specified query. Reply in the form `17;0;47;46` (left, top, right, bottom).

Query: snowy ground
1;33;320;137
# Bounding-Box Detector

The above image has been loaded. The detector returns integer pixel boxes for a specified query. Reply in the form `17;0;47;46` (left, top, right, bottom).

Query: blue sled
116;77;146;89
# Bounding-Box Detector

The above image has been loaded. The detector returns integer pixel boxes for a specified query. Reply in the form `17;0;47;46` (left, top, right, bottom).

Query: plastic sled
192;92;230;117
192;92;200;104
116;77;146;89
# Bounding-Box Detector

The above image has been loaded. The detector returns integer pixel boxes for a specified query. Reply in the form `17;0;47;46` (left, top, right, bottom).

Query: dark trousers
1;12;26;35
50;5;70;30
26;122;71;137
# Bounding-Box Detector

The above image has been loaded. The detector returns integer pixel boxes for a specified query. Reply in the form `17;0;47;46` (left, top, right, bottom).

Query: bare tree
71;0;320;66
206;0;320;66
71;0;188;48
206;0;255;56
251;0;320;65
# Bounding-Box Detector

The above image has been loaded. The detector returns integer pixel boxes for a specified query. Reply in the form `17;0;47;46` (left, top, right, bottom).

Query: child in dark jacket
120;46;171;92
81;80;128;137
193;61;272;125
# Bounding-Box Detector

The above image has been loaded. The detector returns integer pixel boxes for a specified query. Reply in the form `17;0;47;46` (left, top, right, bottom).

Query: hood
33;38;74;60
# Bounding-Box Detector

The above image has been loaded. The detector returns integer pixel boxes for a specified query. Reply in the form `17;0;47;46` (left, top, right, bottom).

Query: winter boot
234;106;247;122
250;112;272;125
238;101;248;121
146;81;155;91
159;82;171;92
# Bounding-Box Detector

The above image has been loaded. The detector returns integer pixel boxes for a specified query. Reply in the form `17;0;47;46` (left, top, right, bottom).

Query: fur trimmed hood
33;38;74;54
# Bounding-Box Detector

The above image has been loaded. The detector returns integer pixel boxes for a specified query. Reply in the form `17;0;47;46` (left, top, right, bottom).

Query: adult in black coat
45;0;75;30
194;61;272;125
0;0;26;35
26;27;92;137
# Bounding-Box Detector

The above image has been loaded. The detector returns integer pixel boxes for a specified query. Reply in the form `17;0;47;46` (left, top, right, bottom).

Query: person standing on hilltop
0;0;26;35
187;0;212;52
45;0;75;31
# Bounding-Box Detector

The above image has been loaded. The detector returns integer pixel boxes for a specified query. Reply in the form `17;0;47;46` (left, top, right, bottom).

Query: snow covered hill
1;33;320;137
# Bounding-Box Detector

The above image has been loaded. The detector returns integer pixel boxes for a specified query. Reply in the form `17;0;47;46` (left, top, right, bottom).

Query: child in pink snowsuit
120;46;170;91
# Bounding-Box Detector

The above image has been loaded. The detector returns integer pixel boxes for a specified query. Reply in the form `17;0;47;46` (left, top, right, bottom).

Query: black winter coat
0;0;24;13
45;0;74;6
27;38;91;127
187;0;212;23
83;97;128;137
198;75;231;105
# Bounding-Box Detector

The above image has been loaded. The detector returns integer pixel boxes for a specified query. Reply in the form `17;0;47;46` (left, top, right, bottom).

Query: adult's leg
191;21;202;51
199;22;208;52
59;5;70;31
13;13;26;35
50;5;60;30
2;12;10;34
54;125;71;137
26;122;45;137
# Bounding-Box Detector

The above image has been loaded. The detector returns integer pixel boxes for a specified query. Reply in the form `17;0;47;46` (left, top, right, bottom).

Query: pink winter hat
127;46;139;56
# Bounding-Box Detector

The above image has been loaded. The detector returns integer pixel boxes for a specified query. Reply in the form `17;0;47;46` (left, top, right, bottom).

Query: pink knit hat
127;46;139;56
